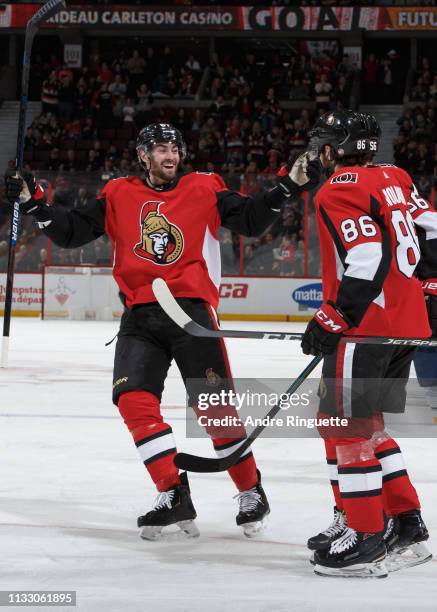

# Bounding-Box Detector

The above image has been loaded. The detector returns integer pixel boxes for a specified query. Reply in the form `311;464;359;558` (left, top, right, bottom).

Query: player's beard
149;159;178;184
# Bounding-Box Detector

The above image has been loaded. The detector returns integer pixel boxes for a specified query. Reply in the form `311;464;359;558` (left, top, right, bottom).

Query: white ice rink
0;318;436;612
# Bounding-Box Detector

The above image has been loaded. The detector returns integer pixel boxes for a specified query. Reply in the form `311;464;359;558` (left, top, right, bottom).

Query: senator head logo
134;201;184;265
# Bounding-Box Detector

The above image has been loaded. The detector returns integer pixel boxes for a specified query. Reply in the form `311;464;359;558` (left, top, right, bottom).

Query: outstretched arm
216;153;323;236
4;171;106;248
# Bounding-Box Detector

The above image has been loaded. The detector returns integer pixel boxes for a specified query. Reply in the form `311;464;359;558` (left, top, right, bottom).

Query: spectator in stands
41;71;59;115
185;55;201;73
363;53;378;103
97;61;113;85
93;82;113;128
47;148;61;172
108;74;127;98
127;50;146;94
273;236;297;276
73;187;90;209
314;73;332;106
332;74;350;109
86;149;101;172
136;83;153;117
82;116;96;139
58;76;76;122
60;149;80;173
74;78;91;120
37;248;48;272
122;97;136;123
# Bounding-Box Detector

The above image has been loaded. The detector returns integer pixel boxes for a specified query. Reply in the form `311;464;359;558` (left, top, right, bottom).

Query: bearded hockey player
5;123;320;540
301;111;434;578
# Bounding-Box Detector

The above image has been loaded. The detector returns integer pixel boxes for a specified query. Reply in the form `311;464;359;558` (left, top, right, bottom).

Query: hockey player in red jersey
301;111;433;577
5;123;320;540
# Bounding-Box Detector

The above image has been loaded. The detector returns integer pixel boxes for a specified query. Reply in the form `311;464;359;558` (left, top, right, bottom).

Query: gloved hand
4;169;45;214
277;151;324;197
301;302;351;356
422;279;437;336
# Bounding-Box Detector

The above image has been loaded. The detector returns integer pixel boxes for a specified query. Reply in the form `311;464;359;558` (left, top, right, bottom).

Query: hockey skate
235;471;270;538
307;506;347;565
313;528;388;578
386;509;432;572
137;472;200;541
308;507;347;551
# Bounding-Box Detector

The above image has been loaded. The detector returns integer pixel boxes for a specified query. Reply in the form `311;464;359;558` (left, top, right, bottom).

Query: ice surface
0;319;435;612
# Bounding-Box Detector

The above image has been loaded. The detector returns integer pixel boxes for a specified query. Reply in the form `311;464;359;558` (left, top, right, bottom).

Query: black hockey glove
301;302;350;357
422;279;437;337
4;169;46;214
4;169;52;226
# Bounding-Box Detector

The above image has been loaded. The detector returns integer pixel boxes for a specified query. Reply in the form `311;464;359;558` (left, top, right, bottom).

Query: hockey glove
4;169;46;214
422;279;437;337
277;152;324;198
301;302;350;356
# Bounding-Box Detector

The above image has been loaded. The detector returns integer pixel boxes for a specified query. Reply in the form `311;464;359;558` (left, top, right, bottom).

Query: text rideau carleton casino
49;10;235;26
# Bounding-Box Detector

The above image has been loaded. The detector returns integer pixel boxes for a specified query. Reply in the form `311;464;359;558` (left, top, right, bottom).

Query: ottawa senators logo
133;201;184;265
205;368;221;387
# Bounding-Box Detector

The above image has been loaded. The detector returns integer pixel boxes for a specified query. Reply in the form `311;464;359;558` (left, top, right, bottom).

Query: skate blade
241;515;269;538
314;560;388;579
386;543;432;572
139;520;200;541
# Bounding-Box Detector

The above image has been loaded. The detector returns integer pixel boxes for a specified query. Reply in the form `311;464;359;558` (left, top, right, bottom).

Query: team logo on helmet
326;114;335;126
133;201;184;265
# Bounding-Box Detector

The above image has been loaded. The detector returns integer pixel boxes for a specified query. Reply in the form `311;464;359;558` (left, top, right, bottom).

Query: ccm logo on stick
219;283;248;298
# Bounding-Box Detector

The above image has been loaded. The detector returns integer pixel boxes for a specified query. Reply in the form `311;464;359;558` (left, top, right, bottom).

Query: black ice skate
308;506;347;551
137;472;199;541
313;528;388;578
307;506;347;565
235;471;270;538
386;509;432;572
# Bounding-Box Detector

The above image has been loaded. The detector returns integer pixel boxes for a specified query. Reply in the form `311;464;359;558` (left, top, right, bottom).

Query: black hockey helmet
136;123;187;164
308;110;380;159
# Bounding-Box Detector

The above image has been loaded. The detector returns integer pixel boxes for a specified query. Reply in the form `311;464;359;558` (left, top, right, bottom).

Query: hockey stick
1;0;66;367
174;354;323;473
152;278;437;348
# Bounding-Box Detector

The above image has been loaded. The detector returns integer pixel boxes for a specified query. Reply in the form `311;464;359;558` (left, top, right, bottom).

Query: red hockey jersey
97;172;276;309
314;164;432;337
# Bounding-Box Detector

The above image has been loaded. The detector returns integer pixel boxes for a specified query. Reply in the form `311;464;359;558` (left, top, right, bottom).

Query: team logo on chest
133;201;184;265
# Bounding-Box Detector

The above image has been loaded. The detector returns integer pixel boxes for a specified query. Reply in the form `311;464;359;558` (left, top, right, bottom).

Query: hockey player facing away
5;123;319;540
301;111;434;578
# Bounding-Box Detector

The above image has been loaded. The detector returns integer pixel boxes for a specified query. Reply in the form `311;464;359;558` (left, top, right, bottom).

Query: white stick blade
0;336;9;368
152;278;192;329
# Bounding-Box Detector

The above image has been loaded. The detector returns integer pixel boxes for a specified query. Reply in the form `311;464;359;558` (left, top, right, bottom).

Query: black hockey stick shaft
174;354;323;473
152;278;436;348
1;0;66;366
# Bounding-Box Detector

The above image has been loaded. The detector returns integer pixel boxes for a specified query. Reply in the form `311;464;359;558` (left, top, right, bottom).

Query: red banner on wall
2;5;437;32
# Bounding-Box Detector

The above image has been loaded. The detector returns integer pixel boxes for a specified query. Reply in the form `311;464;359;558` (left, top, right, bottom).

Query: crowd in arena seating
393;56;437;198
24;43;356;178
15;43;336;276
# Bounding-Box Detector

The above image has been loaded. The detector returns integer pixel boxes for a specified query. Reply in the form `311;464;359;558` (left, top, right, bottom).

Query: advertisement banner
2;5;241;29
384;7;437;30
0;273;42;316
3;5;437;32
218;277;322;320
43;267;122;320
